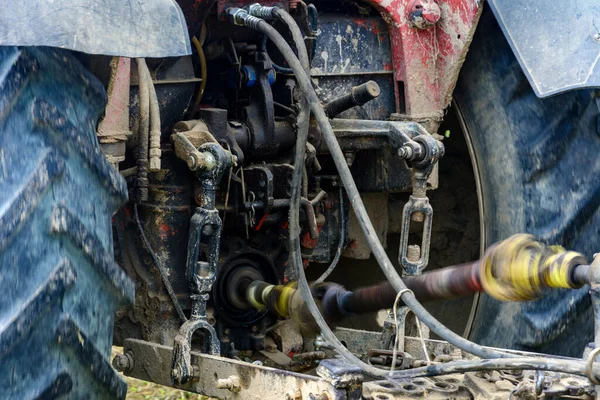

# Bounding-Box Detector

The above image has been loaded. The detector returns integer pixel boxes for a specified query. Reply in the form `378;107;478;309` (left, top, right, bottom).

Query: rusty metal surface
97;57;131;165
123;338;347;399
364;375;471;399
370;0;481;118
464;370;593;399
310;14;396;121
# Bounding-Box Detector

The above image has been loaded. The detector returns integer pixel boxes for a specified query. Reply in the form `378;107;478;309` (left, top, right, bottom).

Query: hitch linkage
171;142;232;384
396;130;443;275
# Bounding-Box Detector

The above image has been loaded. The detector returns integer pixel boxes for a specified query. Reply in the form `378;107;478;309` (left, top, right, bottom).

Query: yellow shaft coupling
246;280;298;319
479;234;588;301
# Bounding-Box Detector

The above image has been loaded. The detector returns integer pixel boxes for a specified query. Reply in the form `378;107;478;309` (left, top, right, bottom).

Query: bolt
112;352;134;373
216;375;242;392
408;0;441;29
398;145;413;159
186;155;197;170
192;366;202;381
309;393;330;400
265;341;278;352
407;244;421;262
285;388;302;400
202;225;214;236
593;33;600;44
344;151;355;167
411;211;425;222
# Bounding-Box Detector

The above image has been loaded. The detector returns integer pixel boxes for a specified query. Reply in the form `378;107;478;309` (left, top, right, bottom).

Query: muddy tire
0;47;133;398
454;9;598;356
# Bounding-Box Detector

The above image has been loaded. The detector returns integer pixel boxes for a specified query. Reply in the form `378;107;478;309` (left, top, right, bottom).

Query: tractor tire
454;8;599;357
0;47;133;398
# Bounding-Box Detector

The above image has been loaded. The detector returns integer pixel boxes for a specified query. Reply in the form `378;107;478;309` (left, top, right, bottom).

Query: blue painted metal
242;65;258;87
0;0;191;57
488;0;600;97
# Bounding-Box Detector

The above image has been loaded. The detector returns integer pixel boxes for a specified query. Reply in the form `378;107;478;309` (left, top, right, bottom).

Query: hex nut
112;351;134;373
285;388;302;400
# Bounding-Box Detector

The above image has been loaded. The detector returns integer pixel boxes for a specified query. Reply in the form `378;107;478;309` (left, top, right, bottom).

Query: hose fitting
226;7;263;29
246;3;278;19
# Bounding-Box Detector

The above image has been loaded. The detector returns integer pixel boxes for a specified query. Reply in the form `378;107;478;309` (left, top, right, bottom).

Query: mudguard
0;0;191;58
488;0;600;97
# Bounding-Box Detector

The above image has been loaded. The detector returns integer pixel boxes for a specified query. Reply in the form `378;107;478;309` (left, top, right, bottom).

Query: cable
261;36;294;74
315;185;345;284
227;9;511;366
273;101;297;115
387;357;600;380
189;23;208;119
133;204;188;323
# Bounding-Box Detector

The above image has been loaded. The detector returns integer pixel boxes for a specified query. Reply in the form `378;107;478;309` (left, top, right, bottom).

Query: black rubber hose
135;58;150;202
146;65;161;172
231;11;509;362
271;7;312;205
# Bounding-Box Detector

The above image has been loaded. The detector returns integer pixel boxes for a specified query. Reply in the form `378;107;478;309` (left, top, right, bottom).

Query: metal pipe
247;258;593;326
271;190;327;239
324;81;381;118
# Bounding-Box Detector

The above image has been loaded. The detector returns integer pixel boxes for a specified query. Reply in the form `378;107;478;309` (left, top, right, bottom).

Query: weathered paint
365;0;482;117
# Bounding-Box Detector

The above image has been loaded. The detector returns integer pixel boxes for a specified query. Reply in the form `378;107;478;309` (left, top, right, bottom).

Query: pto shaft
244;235;590;329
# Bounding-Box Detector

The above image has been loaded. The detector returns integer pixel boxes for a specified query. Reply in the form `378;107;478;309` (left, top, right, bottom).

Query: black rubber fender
0;47;133;398
454;8;599;357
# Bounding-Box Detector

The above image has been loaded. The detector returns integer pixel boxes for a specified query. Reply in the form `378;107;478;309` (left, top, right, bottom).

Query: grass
112;347;216;400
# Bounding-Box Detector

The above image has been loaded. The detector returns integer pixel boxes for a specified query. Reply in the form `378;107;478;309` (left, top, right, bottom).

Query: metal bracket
124;339;348;399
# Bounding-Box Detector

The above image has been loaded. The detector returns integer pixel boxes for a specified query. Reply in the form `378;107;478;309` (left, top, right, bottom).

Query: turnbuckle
396;133;443;276
399;195;433;275
171;142;232;384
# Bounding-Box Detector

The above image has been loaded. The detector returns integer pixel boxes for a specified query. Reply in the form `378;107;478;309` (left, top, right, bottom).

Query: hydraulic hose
247;4;312;202
135;58;150;202
226;8;509;364
226;8;599;381
146;65;161;172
